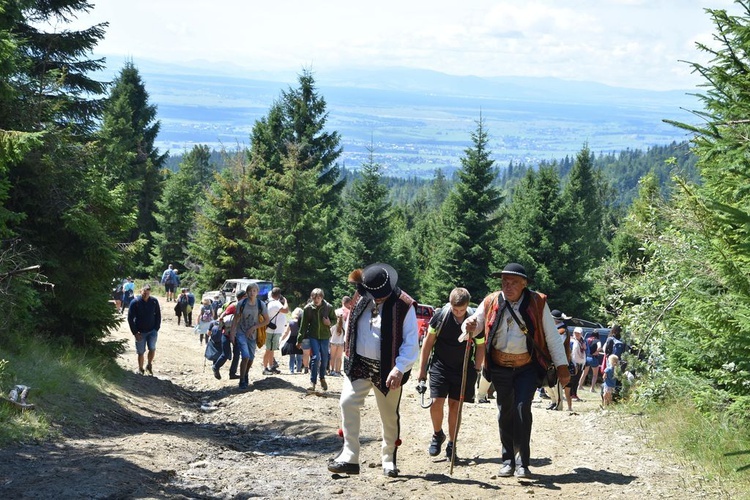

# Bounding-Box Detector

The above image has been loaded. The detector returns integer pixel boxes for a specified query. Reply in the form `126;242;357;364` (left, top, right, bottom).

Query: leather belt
491;348;532;368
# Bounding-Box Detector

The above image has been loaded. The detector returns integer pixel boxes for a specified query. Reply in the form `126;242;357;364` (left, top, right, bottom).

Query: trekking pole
450;336;473;475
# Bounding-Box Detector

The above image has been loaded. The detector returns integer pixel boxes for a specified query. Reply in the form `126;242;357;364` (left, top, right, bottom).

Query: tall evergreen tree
1;0;130;348
189;149;265;293
424;117;502;304
256;143;335;305
248;70;344;293
98;61;166;273
150;145;214;278
331;147;392;298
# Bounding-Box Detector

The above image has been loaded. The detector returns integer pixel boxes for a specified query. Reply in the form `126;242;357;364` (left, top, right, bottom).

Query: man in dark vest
327;263;419;478
463;263;570;479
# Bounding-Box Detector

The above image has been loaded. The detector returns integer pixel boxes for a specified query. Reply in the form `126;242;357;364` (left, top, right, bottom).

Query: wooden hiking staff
450;336;473;475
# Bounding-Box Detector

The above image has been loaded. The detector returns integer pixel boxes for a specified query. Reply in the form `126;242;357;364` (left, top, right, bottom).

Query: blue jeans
309;338;330;384
213;335;234;370
289;353;303;373
490;361;538;468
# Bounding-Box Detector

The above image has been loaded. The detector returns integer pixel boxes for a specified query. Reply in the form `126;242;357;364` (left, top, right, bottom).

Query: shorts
301;338;311;350
586;355;601;367
603;385;615;394
236;332;256;361
265;332;281;351
429;358;477;402
164;283;176;293
135;329;158;355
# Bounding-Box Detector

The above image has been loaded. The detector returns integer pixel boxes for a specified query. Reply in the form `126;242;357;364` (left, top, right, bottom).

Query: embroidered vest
481;289;552;370
344;289;416;393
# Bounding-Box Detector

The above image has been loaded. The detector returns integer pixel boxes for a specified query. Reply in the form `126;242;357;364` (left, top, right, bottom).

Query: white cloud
64;0;740;90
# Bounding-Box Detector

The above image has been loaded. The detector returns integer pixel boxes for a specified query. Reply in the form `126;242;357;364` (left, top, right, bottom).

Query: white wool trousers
336;375;403;468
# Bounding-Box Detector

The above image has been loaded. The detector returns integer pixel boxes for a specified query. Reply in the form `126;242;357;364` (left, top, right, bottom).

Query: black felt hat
359;263;398;300
491;262;528;279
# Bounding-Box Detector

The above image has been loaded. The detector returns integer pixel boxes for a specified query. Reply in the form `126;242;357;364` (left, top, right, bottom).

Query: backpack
178;294;189;306
165;269;176;284
200;306;212;323
611;338;625;357
204;321;223;362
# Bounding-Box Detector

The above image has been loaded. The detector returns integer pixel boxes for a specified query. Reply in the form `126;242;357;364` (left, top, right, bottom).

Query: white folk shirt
467;292;568;367
351;298;420;374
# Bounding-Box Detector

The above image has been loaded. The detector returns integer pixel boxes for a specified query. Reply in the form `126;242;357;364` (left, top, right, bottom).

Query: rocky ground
0;300;738;499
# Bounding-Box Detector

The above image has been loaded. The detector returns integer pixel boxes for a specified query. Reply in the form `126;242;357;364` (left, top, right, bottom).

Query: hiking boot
515;465;531;479
428;430;446;456
445;441;457;459
146;364;153;375
229;373;240;380
303;367;309;374
307;384;316;392
213;367;221;380
138;367;145;375
272;368;281;374
320;378;328;391
498;463;514;477
239;380;249;389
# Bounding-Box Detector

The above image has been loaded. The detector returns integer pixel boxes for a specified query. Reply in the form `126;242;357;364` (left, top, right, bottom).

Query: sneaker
477;396;490;404
546;403;557;410
146;364;153;375
498;463;514;477
229;374;240;380
307;384;316;392
573;397;584;403
320;378;328;391
213;367;221;380
272;368;282;374
428;430;446;456
303;367;309;374
239;381;249;389
515;466;531;479
445;441;457;459
262;368;273;375
138;367;145;375
383;466;399;478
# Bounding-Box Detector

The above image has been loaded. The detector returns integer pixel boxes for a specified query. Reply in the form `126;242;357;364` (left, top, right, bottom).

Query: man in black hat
463;263;570;479
327;263;419;478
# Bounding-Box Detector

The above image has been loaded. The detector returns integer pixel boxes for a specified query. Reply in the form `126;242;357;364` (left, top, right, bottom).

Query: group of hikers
125;261;625;480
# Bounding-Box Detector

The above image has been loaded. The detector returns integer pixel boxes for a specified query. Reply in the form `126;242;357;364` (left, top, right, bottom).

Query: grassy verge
626;397;750;498
0;332;124;446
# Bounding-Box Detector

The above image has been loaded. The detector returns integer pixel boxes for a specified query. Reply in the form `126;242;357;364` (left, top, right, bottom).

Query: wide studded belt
491;349;532;368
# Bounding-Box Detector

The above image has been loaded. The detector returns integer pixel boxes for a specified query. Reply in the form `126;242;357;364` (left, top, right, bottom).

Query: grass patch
628;397;750;498
0;332;125;447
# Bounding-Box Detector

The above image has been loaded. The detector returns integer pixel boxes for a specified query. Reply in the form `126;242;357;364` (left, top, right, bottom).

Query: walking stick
450;336;473;475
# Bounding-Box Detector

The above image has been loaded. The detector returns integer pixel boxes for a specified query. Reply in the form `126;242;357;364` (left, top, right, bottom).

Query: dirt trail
0;300;735;499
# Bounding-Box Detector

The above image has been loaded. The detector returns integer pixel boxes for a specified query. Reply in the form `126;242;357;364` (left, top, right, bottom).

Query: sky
64;0;739;91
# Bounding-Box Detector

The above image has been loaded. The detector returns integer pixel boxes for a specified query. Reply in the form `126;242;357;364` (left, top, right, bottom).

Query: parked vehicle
201;278;274;305
416;304;436;344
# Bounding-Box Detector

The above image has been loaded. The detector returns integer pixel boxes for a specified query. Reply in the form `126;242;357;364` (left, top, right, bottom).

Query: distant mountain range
112;59;700;178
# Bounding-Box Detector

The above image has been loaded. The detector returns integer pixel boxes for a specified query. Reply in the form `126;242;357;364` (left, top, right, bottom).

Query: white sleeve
395;306;420;373
466;299;487;337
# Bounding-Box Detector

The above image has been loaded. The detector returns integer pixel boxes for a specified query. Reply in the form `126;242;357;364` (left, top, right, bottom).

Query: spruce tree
424;117;501;304
1;0;130;348
150;145;214;278
98;61;166;274
331;147;392;298
248;70;344;293
189;149;266;294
